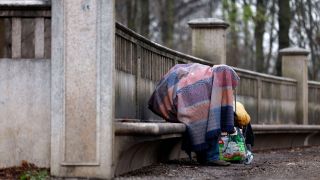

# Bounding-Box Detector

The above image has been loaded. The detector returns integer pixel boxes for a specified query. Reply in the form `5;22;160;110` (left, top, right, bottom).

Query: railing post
136;45;142;119
51;0;115;178
188;18;229;65
257;78;262;124
279;47;309;125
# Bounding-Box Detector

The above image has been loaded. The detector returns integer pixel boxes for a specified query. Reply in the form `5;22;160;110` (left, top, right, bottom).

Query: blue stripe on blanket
155;72;180;103
207;105;234;134
220;105;235;132
185;120;208;151
191;142;209;152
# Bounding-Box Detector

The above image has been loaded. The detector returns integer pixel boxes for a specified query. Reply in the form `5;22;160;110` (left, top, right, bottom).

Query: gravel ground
115;146;320;180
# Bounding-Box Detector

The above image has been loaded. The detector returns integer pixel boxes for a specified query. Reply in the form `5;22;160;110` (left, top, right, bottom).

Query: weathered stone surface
114;123;187;176
51;0;115;178
279;47;310;55
280;47;309;125
188;18;229;29
188;18;228;65
64;0;98;164
0;58;50;168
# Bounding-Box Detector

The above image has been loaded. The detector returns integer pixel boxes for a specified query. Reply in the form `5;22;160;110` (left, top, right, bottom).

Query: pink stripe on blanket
177;101;211;124
213;71;239;87
178;66;212;89
221;89;234;105
209;88;234;108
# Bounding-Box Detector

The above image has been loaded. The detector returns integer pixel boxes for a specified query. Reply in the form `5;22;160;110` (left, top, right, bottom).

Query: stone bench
252;124;320;150
114;122;320;176
114;121;187;176
115;122;186;136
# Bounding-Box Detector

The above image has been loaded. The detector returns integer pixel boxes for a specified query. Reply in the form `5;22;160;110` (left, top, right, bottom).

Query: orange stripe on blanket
221;89;234;105
158;96;171;120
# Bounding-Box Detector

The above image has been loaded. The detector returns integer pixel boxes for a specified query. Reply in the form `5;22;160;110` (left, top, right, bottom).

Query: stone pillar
188;18;229;64
280;47;309;125
51;0;115;178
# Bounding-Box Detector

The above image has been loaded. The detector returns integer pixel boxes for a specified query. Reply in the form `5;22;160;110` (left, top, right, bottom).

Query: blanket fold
148;63;240;151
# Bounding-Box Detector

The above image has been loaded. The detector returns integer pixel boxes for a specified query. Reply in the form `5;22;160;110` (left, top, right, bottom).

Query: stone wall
0;58;50;168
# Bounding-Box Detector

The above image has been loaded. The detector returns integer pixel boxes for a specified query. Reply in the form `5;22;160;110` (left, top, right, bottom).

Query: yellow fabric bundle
234;101;251;127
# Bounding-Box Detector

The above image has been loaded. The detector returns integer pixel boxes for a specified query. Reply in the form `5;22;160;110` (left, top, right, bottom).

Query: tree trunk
254;0;266;73
139;0;150;38
227;0;239;67
127;0;137;31
242;0;252;70
160;0;174;48
265;0;276;73
306;0;316;80
277;0;291;76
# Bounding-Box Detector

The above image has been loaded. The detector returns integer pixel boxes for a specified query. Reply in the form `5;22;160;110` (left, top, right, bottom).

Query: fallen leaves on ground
0;160;49;180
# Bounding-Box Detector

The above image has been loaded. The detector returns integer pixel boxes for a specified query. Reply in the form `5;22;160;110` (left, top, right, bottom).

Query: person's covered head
234;101;251;127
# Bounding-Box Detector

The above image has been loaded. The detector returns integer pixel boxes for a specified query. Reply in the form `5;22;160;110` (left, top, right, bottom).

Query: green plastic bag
219;128;246;162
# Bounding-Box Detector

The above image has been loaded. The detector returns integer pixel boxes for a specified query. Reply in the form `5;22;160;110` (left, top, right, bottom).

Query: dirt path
116;146;320;180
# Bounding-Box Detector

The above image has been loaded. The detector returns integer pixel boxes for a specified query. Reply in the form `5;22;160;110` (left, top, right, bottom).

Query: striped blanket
148;63;240;151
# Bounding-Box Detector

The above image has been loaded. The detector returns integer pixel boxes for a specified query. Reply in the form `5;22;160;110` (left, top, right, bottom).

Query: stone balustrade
0;1;319;179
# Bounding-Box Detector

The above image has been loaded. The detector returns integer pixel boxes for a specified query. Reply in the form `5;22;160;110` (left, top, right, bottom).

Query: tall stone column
188;18;229;64
51;0;115;178
280;47;309;125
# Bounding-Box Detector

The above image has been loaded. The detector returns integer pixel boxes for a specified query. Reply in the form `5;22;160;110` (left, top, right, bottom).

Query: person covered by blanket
148;63;240;166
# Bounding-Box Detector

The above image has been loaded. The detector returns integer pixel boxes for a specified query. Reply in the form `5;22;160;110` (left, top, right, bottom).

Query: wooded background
115;0;320;80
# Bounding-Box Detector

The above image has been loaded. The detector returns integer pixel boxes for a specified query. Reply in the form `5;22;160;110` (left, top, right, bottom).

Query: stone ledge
252;124;320;150
188;18;229;29
0;0;51;10
114;122;320;175
252;124;320;134
114;122;186;136
279;47;310;56
114;122;187;176
115;123;320;136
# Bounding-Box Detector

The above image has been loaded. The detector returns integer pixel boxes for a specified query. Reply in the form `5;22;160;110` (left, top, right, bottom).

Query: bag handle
222;127;242;153
234;88;237;113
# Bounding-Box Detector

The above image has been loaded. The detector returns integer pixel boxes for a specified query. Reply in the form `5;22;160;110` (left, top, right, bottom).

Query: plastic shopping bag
219;128;246;162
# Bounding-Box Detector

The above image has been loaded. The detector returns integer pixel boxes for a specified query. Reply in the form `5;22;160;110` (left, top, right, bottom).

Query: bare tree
223;0;239;67
277;0;291;76
265;0;277;73
254;0;267;73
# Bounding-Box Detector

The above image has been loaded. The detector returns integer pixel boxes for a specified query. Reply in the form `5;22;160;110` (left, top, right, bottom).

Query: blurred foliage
20;170;48;180
116;0;320;80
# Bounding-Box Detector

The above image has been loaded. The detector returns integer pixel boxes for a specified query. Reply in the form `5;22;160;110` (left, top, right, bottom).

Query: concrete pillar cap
188;18;229;29
279;47;310;56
